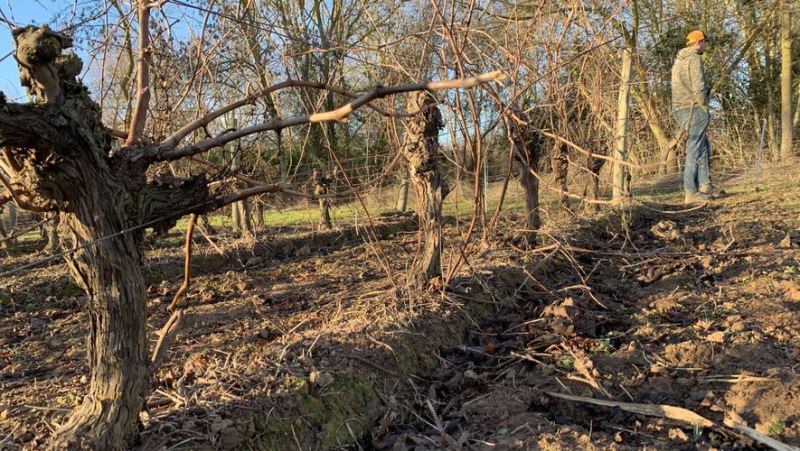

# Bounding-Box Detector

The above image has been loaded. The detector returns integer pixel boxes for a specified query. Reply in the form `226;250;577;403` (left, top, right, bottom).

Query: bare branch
2;148;21;174
107;128;128;140
285;151;404;200
167;214;197;312
145;0;171;8
125;3;153;145
189;156;263;187
149;310;182;374
0;171;51;212
204;183;289;211
148;71;505;162
0;215;53;245
537;129;642;169
160;79;443;150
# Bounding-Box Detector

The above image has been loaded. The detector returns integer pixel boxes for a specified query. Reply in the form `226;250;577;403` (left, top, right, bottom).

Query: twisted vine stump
403;91;449;289
43;213;60;254
1;26;211;449
0;205;9;247
552;142;572;215
231;196;254;237
312;169;334;231
8;26;148;449
1;203;18;247
509;110;543;247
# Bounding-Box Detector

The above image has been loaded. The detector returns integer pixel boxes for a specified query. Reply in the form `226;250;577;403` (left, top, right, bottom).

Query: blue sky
0;1;60;100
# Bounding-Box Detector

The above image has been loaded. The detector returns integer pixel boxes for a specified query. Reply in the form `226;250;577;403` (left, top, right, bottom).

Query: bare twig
168;214;198;312
425;399;461;450
545;391;714;427
723;418;798;451
0;215;53;244
149;310;183;373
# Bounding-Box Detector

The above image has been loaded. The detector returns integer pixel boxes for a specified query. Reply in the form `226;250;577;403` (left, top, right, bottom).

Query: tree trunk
0;204;14;247
232;197;253;237
629;54;676;176
44;213;60;254
664;139;680;175
583;152;605;214
794;77;800;128
313;170;333;231
780;0;794;159
613;48;632;202
653;125;679;176
509;110;542;247
318;197;332;231
0;205;8;248
201;214;217;234
7;201;17;236
228;119;253;238
255;199;265;230
1;26;168;449
51;168;149;450
404;91;448;289
552;143;571;214
765;43;779;160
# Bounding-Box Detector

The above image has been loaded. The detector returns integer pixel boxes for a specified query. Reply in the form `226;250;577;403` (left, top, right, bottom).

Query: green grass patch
63;279;83;297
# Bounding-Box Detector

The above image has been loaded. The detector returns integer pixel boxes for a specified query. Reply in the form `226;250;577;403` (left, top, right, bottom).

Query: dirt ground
1;160;799;450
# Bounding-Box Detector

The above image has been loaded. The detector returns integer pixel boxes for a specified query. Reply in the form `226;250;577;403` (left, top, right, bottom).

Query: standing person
671;30;725;203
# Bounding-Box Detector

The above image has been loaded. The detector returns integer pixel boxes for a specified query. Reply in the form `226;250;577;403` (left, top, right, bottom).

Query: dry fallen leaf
696;320;714;331
649;365;671;378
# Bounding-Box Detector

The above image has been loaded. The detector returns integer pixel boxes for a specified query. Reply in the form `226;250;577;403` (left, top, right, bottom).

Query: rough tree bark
0;26;209;449
312;169;334;231
231;196;254;237
403;91;448;289
44;213;60;254
779;0;793;159
230;143;254;238
552;143;571;215
0;205;8;247
580;123;607;215
508;110;543;247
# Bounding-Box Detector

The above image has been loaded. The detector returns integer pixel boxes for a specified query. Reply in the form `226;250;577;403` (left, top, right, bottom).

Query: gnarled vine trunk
403;91;448;289
0;25;208;450
509;111;543;247
552;142;571;214
312;170;334;231
53;165;149;449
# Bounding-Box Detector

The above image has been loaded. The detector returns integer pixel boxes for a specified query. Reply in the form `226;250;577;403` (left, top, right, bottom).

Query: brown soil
1;160;799;450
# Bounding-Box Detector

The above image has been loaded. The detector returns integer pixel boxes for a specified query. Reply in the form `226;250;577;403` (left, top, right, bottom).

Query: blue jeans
674;107;711;192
